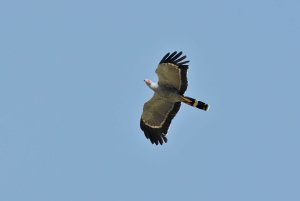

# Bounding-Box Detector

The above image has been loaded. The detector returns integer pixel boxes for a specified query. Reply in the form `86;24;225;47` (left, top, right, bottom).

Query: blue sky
1;0;299;200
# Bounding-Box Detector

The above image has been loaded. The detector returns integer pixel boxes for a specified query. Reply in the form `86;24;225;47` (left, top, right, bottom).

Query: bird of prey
140;51;209;145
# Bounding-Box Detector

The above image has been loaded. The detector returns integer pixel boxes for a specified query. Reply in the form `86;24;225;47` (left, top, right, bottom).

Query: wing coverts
156;51;189;95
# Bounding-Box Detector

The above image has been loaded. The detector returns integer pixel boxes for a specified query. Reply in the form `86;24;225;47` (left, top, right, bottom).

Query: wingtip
162;135;168;144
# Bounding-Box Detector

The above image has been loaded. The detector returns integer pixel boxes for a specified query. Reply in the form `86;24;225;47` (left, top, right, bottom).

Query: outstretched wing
140;94;181;145
156;51;189;95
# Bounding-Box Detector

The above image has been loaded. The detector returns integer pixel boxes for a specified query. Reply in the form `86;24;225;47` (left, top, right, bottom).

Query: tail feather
182;96;209;111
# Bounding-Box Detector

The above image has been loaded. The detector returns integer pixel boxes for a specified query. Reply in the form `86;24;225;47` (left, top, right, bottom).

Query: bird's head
144;79;152;86
144;79;158;91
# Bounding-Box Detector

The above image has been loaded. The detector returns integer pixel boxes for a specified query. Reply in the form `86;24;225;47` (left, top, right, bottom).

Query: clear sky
1;0;299;200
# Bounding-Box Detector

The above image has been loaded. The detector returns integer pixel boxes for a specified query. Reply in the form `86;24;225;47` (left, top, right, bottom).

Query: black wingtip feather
160;52;170;63
159;51;189;70
142;127;168;145
158;136;163;145
162;135;168;143
140;125;167;145
169;53;182;63
174;55;186;63
166;51;177;60
178;60;190;65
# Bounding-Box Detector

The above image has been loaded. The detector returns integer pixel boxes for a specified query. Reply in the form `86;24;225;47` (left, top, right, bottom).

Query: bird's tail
182;96;209;111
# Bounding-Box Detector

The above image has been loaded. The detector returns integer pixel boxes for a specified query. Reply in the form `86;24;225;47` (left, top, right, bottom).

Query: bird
140;51;209;145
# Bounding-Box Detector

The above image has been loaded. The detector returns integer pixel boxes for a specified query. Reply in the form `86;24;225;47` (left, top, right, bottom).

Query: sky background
1;0;300;200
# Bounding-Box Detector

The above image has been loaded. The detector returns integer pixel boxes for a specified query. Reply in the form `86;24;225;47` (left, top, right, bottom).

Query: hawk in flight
140;51;209;145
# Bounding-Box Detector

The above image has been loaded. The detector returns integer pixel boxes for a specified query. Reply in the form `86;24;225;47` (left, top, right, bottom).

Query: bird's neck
149;82;159;92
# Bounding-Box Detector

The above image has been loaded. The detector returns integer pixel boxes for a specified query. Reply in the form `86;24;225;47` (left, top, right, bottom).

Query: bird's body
140;51;209;145
146;81;183;102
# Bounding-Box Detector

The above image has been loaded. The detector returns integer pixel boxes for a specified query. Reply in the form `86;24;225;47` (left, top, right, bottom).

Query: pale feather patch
165;63;182;91
193;100;198;107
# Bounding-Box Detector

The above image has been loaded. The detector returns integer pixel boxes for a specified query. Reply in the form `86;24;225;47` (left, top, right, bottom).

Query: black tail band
183;96;209;111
